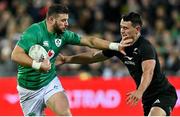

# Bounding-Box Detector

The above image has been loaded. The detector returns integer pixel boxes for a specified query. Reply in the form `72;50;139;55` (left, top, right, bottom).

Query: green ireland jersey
17;20;81;90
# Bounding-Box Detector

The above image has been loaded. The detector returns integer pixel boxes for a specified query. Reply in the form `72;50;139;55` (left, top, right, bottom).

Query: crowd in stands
0;0;179;78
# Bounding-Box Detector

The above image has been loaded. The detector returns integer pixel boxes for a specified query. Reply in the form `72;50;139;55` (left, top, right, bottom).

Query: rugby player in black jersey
56;12;177;116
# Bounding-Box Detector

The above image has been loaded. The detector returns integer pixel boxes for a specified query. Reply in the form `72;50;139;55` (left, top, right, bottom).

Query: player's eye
61;19;67;22
121;26;128;30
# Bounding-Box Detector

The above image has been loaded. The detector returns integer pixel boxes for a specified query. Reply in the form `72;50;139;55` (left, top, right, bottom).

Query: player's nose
65;21;69;27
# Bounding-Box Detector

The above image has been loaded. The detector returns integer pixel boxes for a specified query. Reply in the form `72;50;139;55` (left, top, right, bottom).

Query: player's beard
53;21;65;35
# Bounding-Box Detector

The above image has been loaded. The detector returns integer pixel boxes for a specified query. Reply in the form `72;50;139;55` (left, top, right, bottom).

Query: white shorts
17;77;64;116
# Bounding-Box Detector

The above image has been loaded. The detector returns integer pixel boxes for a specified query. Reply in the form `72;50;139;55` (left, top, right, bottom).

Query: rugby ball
28;44;48;62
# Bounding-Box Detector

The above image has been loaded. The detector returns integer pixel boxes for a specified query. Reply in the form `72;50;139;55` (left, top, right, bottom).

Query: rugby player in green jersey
11;4;132;116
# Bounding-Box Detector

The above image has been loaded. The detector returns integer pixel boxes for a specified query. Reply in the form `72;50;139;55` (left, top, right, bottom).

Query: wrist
109;42;120;51
32;60;42;70
137;87;145;94
65;56;71;63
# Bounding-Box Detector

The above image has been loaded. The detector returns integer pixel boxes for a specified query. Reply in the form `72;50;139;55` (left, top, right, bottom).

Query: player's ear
48;16;55;24
135;26;141;32
50;16;54;22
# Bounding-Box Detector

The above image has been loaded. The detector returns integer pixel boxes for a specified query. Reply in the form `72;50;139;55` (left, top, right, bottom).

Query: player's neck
136;32;141;40
46;20;54;33
132;32;141;45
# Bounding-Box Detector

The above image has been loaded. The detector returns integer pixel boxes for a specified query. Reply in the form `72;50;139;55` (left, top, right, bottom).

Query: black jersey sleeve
102;50;117;58
140;41;156;61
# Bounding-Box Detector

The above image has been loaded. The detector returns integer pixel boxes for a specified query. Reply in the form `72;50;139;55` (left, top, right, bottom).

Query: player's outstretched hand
119;36;133;55
126;90;143;107
40;58;51;72
55;54;66;66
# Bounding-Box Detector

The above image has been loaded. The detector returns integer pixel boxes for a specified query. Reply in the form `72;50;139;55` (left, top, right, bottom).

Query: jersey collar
42;20;58;37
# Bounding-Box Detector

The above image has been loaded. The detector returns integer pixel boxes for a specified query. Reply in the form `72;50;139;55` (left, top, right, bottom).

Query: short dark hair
122;12;142;27
47;4;69;18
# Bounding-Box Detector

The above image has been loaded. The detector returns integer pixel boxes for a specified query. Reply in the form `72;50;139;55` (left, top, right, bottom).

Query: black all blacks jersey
102;36;173;102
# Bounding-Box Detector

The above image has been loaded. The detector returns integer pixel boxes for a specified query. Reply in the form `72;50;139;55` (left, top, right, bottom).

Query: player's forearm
11;51;33;67
66;52;103;64
88;37;110;49
65;51;108;64
81;36;119;51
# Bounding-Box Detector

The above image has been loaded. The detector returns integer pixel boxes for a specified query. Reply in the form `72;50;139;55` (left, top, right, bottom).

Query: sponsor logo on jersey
124;56;133;60
124;61;135;65
124;55;135;65
43;41;49;47
48;50;55;59
55;38;62;47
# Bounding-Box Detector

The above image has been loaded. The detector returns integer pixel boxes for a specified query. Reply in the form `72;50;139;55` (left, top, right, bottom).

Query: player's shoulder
139;36;152;47
138;36;155;53
62;30;80;38
63;30;74;35
24;21;44;34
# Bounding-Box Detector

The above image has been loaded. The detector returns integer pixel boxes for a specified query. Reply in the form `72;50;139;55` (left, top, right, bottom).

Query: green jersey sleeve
63;30;81;45
17;24;41;53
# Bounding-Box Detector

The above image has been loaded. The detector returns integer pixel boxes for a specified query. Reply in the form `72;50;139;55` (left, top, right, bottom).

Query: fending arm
80;36;131;53
56;51;110;65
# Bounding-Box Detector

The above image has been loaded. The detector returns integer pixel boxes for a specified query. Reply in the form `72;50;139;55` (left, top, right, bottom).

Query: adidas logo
169;107;172;112
154;99;160;104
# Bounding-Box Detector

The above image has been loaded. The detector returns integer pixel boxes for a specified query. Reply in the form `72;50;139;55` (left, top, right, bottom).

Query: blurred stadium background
0;0;179;116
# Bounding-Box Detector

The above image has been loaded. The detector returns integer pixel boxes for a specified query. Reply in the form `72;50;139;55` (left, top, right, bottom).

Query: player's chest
121;47;142;67
39;36;65;59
